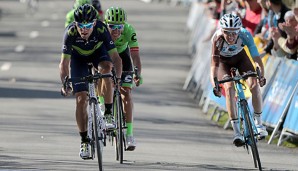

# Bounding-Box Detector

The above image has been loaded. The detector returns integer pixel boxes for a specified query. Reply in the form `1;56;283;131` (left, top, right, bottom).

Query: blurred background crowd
204;0;297;61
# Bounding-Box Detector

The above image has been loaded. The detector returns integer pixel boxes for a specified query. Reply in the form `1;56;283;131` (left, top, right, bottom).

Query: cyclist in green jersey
65;0;103;28
104;7;143;151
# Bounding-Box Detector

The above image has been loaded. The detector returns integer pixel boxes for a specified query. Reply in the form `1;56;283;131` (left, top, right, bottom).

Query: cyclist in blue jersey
104;7;143;151
59;4;122;159
210;14;268;147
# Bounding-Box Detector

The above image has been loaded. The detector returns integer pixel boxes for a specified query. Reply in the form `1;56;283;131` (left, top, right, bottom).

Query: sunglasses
77;22;94;29
223;29;240;36
108;24;124;30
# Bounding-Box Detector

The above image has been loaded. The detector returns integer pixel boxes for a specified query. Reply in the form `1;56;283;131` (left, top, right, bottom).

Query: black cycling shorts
119;47;134;88
71;47;112;93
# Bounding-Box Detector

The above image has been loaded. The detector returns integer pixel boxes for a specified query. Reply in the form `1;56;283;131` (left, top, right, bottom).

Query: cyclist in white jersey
210;14;268;147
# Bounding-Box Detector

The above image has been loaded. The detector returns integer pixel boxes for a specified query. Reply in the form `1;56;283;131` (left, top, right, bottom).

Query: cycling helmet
74;4;97;23
105;7;127;24
92;0;102;11
74;0;91;9
219;13;242;29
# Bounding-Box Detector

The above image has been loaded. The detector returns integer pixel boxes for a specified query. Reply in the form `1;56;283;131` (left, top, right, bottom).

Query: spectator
261;0;290;55
240;0;263;35
271;9;298;60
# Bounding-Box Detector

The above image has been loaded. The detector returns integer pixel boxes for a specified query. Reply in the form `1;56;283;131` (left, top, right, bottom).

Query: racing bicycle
111;67;138;163
64;63;112;171
214;67;263;171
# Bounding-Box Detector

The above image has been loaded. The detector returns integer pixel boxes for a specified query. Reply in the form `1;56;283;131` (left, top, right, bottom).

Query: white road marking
29;31;39;38
15;45;25;52
1;62;12;71
41;20;50;27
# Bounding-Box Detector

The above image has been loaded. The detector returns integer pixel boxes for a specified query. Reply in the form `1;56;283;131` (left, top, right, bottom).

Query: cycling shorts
217;49;255;80
71;48;112;93
119;47;134;88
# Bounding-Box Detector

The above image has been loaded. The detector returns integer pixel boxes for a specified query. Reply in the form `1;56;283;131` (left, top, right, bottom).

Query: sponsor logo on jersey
124;75;132;82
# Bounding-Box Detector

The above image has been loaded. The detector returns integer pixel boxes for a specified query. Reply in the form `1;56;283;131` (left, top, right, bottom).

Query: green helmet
105;7;127;24
74;0;91;9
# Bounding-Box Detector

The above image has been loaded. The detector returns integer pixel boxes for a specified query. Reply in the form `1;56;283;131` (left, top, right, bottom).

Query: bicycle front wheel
91;102;103;171
113;93;124;163
242;101;262;171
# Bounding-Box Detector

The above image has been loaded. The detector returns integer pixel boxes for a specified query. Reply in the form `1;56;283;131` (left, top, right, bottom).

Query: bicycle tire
113;93;124;163
242;101;262;171
91;102;103;171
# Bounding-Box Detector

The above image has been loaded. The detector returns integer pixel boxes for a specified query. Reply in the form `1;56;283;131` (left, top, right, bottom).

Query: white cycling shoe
233;133;245;147
79;142;91;159
256;125;268;140
126;135;136;151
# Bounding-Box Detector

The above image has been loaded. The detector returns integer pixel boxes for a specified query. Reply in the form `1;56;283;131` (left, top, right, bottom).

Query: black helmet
74;4;97;23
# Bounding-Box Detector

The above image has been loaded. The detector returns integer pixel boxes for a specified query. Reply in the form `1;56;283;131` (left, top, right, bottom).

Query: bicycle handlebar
214;67;261;92
64;73;113;86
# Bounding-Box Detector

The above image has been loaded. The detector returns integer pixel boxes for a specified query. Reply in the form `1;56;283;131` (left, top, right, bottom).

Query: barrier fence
184;1;298;146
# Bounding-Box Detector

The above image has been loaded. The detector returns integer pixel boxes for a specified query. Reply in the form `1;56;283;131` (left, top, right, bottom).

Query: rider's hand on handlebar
61;86;72;97
134;75;143;87
61;76;72;97
258;76;266;87
213;86;222;97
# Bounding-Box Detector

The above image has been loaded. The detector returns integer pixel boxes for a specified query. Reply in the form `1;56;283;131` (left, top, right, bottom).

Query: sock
98;96;104;104
254;112;262;125
104;103;112;115
80;131;88;143
126;123;133;136
231;119;240;135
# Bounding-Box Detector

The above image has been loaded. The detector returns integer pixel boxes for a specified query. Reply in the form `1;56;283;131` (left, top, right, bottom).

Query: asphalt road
0;0;298;171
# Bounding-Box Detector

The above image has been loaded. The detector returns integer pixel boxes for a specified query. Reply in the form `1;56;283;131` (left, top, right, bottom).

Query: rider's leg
98;61;113;114
224;82;240;134
120;87;133;135
247;77;268;138
224;81;244;146
75;91;89;142
247;77;263;124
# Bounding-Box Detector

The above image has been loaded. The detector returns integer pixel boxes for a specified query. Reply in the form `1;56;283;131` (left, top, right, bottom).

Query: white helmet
219;13;242;29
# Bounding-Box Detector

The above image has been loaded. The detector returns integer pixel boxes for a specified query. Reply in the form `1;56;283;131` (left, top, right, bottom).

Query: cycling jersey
113;23;139;53
61;20;117;93
62;20;116;58
106;22;139;88
212;27;259;58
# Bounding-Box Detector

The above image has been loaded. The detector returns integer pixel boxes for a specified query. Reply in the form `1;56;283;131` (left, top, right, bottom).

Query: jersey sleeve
240;28;260;58
61;26;76;58
125;24;139;49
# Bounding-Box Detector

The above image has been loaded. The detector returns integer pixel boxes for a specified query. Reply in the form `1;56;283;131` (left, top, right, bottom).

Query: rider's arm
59;27;73;82
240;28;265;77
131;50;141;75
59;54;70;83
108;49;122;79
127;24;141;75
210;31;221;87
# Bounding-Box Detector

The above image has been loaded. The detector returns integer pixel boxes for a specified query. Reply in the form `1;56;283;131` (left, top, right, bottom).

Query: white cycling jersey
212;27;259;58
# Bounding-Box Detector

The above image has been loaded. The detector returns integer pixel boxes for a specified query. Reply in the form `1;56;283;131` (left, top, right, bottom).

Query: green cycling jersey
111;22;139;53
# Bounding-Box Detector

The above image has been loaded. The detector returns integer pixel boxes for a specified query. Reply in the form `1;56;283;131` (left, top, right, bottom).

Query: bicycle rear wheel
242;101;262;171
113;93;124;163
91;102;103;171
